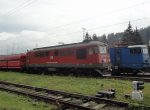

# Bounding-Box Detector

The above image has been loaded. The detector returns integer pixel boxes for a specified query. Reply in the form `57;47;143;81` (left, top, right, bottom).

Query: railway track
103;75;150;82
0;80;129;110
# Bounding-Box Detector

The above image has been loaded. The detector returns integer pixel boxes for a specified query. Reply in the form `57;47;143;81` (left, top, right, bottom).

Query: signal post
132;81;144;100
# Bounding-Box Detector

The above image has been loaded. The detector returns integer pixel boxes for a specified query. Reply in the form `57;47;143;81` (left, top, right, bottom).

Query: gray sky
0;0;150;54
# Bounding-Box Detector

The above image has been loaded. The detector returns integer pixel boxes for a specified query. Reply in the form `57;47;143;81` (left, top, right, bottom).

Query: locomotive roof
0;53;26;57
113;45;147;48
128;45;147;48
31;41;107;51
0;53;26;60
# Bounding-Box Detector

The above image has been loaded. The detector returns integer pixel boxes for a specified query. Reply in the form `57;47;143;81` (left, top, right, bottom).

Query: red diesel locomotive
26;41;110;75
0;41;110;76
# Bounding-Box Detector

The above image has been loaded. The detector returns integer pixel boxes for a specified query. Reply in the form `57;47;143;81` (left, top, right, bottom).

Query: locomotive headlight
103;59;106;62
101;59;106;63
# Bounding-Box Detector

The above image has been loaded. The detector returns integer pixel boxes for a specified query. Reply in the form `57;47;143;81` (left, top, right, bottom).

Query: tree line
83;22;150;47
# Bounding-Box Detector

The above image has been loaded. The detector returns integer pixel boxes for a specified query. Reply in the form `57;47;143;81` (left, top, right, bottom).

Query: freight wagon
0;54;26;70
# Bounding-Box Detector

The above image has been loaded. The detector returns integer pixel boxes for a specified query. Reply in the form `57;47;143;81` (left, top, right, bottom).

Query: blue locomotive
110;45;150;75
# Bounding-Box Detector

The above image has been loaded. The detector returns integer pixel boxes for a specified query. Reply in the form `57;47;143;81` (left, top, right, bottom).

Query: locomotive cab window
45;51;49;56
59;50;74;56
88;48;93;55
130;48;142;54
34;52;40;57
88;46;99;55
76;48;87;59
99;46;107;54
54;50;59;56
34;51;49;57
143;48;148;54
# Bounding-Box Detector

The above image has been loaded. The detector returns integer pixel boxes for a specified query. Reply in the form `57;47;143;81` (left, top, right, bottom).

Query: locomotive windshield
99;46;107;54
88;46;107;54
130;47;149;54
130;48;142;54
143;48;148;54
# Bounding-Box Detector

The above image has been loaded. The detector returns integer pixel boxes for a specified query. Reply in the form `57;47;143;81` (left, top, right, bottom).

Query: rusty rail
0;80;129;110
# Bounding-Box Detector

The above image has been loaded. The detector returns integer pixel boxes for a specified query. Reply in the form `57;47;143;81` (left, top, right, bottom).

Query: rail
0;80;129;110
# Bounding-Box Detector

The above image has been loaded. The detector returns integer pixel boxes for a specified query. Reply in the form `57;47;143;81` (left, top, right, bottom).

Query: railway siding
0;71;150;107
0;81;130;110
0;80;150;110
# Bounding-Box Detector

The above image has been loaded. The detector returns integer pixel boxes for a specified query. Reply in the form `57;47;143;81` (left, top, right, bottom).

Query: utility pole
6;45;8;55
35;43;38;48
12;42;15;54
58;42;64;45
82;28;86;40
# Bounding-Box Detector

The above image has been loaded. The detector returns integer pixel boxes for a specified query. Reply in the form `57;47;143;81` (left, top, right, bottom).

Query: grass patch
0;91;54;110
0;71;150;107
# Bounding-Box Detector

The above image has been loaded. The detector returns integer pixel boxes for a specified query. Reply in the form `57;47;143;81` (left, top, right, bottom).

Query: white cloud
0;32;15;40
0;0;150;54
0;30;48;54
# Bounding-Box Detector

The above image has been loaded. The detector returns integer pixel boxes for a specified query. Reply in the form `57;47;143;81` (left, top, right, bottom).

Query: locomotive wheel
93;69;103;77
111;70;121;76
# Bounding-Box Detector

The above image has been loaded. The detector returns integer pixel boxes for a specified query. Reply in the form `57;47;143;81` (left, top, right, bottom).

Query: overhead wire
1;0;150;53
3;0;32;16
87;17;150;31
54;17;150;37
1;0;150;46
39;16;150;44
46;0;150;31
43;0;150;37
1;0;150;32
2;0;36;17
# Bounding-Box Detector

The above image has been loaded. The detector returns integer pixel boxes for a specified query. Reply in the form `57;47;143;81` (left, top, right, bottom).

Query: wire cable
2;0;36;17
46;17;150;37
47;0;150;31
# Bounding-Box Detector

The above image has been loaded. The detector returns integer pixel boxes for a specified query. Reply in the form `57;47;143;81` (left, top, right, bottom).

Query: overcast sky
0;0;150;54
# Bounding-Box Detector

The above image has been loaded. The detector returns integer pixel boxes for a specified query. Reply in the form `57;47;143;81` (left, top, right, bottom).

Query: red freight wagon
0;54;26;70
0;55;7;68
7;54;26;69
27;41;110;75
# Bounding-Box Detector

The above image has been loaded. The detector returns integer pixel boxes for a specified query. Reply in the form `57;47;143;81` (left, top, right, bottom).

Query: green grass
0;71;150;108
0;91;53;110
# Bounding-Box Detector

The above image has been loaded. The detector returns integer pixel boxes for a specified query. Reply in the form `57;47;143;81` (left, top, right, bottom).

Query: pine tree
83;32;92;42
92;34;98;41
100;34;108;43
133;27;143;44
122;21;134;44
